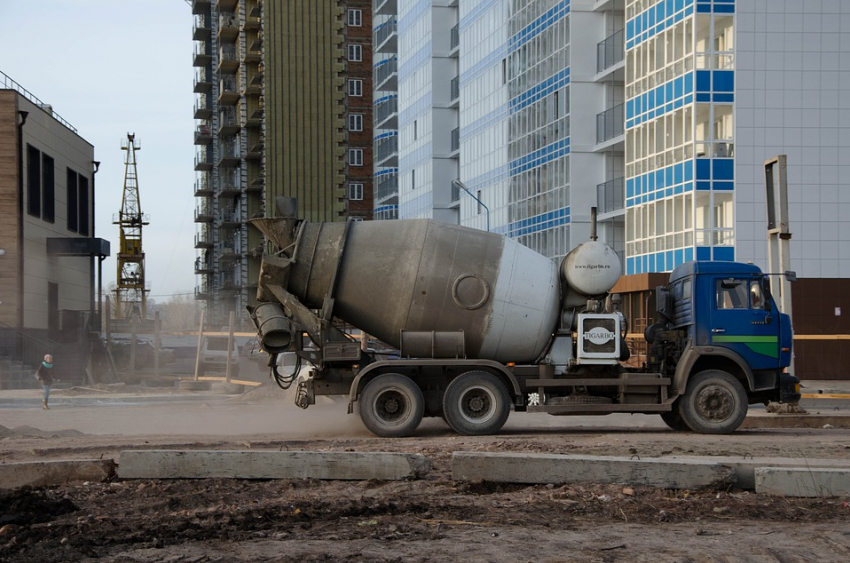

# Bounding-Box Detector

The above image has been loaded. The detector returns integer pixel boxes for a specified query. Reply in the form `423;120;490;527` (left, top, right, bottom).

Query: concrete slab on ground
117;450;431;481
755;467;850;497
0;459;116;490
665;456;850;490
452;452;736;489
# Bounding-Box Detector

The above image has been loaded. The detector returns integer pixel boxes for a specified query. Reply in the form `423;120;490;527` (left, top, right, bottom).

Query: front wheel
442;371;511;436
358;373;424;437
679;369;748;434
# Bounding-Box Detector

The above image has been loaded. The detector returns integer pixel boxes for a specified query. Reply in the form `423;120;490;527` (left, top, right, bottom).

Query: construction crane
113;133;150;320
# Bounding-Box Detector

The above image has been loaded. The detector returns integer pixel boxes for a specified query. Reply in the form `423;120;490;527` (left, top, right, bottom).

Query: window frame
347;44;362;62
348;113;364;132
347;79;363;97
348;148;364;167
348;182;364;201
347;8;362;27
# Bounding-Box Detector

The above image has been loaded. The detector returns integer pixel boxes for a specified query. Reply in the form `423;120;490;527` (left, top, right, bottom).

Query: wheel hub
696;384;734;421
460;388;494;422
376;390;405;421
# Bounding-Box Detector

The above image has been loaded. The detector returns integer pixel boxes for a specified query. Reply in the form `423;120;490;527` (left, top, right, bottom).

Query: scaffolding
113;133;150;320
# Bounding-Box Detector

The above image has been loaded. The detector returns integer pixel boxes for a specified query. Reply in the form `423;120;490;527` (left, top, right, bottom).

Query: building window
66;168;78;232
26;144;41;218
414;119;418;140
348;44;362;62
347;9;362;27
348;148;364;166
42;154;55;223
347;79;363;97
348;113;364;131
411;169;416;189
348;183;364;200
78;175;89;236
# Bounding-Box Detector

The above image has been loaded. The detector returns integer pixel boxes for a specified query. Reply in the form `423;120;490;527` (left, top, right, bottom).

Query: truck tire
660;409;690;431
358;373;424;437
679;369;748;434
442;371;511;436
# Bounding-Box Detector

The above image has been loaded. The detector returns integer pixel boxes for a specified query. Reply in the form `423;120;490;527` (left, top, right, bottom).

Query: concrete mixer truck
248;204;800;437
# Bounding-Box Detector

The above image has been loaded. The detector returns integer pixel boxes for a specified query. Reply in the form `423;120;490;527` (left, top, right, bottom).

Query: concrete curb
755;467;850;497
452;452;737;489
117;450;432;481
0;459;116;490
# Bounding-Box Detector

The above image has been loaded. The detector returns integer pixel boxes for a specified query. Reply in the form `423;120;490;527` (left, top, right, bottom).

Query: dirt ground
1;384;850;562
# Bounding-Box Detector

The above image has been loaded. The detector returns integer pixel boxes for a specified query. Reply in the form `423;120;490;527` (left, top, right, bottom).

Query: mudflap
779;372;801;404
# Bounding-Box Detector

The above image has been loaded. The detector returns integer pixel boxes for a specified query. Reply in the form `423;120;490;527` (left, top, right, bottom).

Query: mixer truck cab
249;208;801;439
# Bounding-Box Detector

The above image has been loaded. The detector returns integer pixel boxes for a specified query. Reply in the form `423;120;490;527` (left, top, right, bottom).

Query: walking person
35;354;54;410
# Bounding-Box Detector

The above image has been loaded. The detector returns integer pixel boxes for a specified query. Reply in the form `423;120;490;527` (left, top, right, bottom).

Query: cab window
716;278;747;309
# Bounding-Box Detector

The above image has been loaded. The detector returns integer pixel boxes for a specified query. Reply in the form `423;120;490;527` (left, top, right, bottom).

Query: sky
0;0;197;302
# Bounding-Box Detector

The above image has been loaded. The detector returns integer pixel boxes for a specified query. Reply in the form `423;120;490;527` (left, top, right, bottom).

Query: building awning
46;237;110;257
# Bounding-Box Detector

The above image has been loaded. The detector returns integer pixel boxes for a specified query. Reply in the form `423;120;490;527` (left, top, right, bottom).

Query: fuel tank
282;220;561;364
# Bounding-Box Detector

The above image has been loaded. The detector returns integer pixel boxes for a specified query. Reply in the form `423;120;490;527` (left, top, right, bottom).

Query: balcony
219;12;239;42
449;76;459;107
215;0;237;11
374;133;398;167
194;256;213;274
192;0;211;16
374;171;398;203
193;42;212;66
194;147;213;170
597;29;624;74
194;67;212;93
239;96;263;127
375;0;397;16
374;95;398;129
596;103;624;145
218;106;240;136
218;75;240;106
450;24;459;54
194;229;213;249
219;171;241;195
194;175;213;196
596;177;625;215
451;127;460;153
246;134;263;160
219;240;242;258
194;199;214;222
375;19;397;53
244;36;262;63
248;0;262;18
195;284;212;300
218;45;239;74
374;57;397;91
193;14;211;41
218;206;242;227
194;122;213;145
194;94;212;119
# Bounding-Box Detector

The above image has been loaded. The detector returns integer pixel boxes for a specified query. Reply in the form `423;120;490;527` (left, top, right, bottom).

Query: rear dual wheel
442;371;511;436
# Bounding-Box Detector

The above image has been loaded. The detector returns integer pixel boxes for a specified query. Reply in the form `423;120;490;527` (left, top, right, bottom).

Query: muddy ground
1;385;849;562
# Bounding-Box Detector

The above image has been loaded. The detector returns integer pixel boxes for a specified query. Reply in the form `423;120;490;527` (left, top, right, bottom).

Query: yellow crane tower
113;133;150;320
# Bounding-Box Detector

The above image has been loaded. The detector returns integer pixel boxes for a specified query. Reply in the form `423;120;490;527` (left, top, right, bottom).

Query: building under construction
191;0;373;329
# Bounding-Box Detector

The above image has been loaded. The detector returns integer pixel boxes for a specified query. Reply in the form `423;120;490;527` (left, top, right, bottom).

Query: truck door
710;276;780;370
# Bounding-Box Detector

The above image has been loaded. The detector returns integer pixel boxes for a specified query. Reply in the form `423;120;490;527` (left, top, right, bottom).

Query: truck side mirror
784;270;797;282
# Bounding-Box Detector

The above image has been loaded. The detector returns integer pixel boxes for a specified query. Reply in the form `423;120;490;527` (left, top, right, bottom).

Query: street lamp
452;180;490;232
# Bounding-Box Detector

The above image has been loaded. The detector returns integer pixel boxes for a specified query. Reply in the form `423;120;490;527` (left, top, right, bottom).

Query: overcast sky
0;0;196;301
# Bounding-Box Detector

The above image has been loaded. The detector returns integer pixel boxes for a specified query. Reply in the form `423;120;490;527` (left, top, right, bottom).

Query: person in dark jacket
35;354;54;410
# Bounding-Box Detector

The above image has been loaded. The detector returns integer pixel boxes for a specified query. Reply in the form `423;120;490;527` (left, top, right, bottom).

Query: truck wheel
660;409;690;431
443;371;510;436
358;374;424;437
679;370;748;434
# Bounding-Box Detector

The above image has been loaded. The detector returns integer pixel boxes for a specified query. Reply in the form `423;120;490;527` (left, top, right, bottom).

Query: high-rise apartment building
192;0;373;328
264;0;374;222
385;0;849;377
